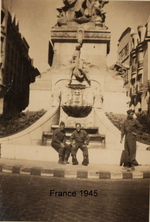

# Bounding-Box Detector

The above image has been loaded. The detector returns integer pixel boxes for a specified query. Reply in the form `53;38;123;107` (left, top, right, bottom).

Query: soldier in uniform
70;123;90;166
120;109;143;171
51;121;71;165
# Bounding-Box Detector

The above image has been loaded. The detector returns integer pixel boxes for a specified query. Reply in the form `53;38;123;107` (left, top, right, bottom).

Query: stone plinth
51;29;111;45
49;28;111;68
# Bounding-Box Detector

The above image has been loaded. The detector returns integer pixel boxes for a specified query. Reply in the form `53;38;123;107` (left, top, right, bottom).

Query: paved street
0;173;149;222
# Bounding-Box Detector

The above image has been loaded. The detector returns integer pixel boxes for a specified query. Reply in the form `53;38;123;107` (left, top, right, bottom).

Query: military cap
127;109;134;115
75;123;81;127
60;121;65;126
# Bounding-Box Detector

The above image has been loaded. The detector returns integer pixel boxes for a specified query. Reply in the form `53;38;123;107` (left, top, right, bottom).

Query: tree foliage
0;109;46;137
106;112;150;145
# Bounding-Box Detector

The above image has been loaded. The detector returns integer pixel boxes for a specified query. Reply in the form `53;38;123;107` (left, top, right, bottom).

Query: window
125;44;129;57
124;72;128;84
119;43;129;63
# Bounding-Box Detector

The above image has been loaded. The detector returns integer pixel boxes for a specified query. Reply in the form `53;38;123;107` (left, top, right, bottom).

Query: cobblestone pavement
0;158;150;180
0;173;149;222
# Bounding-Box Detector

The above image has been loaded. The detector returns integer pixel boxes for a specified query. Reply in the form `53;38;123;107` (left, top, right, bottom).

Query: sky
3;0;150;73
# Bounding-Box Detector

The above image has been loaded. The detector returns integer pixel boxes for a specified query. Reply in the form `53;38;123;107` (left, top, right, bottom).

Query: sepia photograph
0;0;150;221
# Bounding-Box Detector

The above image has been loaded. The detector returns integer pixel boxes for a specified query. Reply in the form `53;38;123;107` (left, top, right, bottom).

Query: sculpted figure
55;0;109;26
69;41;91;86
57;0;78;16
93;91;103;108
56;0;79;25
69;28;90;85
94;0;109;23
79;0;109;23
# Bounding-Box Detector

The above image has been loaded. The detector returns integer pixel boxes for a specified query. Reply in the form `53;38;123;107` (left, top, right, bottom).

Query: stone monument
49;0;111;127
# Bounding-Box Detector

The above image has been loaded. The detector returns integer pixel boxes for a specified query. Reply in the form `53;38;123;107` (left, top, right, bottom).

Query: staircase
42;125;106;149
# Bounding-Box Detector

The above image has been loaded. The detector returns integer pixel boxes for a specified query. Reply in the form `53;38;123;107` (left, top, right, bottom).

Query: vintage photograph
0;0;150;221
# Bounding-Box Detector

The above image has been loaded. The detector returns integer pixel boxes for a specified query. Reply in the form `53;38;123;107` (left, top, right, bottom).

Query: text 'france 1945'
50;190;98;197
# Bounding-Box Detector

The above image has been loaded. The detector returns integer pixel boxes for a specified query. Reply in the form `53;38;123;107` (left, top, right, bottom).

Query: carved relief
51;30;111;40
52;76;103;116
55;0;109;27
62;87;93;117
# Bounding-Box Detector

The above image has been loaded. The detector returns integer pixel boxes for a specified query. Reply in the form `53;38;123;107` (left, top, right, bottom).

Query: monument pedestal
49;13;111;133
49;28;111;69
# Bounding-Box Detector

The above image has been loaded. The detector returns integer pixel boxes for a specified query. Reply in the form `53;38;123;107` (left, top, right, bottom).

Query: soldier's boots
72;155;79;165
58;157;66;165
129;165;135;171
64;154;70;164
82;155;89;166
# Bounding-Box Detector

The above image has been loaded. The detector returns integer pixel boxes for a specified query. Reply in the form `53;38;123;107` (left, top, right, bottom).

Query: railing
137;84;143;93
138;60;143;69
130;86;136;96
131;65;137;74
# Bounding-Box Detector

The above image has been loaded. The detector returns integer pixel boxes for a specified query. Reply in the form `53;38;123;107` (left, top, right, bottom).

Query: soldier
70;123;90;166
51;121;71;164
120;109;143;171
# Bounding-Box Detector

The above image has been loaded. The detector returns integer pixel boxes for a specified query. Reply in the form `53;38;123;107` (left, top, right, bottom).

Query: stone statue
69;29;91;86
56;0;79;25
80;0;109;23
55;0;109;26
57;0;78;16
69;44;91;86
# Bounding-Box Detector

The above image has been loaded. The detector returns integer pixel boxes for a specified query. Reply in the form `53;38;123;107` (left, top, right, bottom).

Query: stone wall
103;92;127;114
0;106;59;146
25;90;52;112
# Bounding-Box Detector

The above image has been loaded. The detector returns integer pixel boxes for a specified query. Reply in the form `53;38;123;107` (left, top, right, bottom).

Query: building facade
117;27;134;100
117;17;150;113
0;5;40;115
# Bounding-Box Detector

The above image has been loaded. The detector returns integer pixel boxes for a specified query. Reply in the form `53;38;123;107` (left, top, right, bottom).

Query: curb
0;164;150;179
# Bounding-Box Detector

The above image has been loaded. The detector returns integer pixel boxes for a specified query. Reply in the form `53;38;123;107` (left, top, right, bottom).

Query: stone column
131;33;138;49
138;25;146;43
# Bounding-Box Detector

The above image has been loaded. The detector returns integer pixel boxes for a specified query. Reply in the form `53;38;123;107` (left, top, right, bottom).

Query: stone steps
43;132;105;141
45;140;105;149
42;131;105;147
1;144;150;165
51;125;99;134
42;124;106;148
